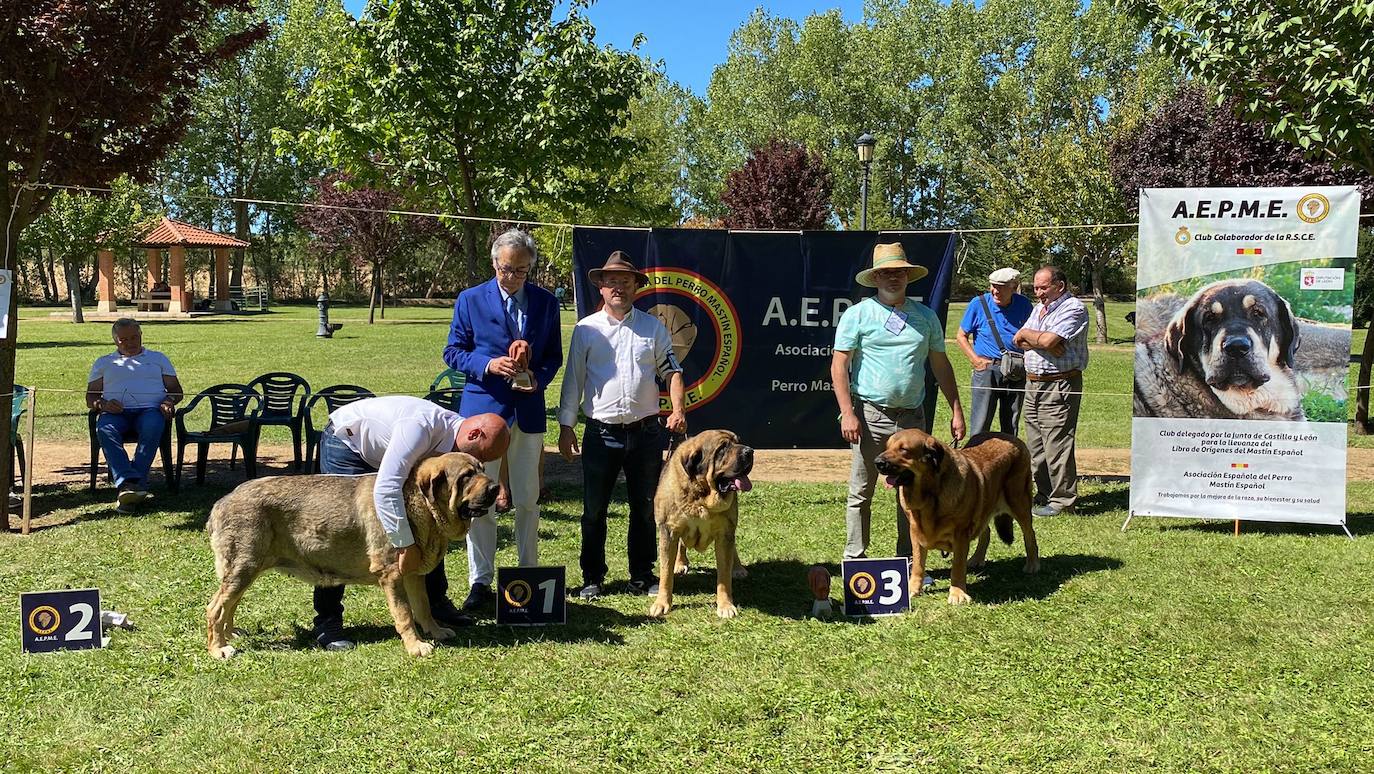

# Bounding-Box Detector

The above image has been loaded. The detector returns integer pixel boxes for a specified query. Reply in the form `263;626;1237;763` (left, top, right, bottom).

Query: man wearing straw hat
830;242;966;560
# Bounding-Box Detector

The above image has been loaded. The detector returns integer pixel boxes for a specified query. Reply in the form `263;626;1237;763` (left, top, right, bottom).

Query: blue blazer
443;278;562;434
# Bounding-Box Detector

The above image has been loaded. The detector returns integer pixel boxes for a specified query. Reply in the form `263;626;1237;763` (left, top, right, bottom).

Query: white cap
988;267;1020;284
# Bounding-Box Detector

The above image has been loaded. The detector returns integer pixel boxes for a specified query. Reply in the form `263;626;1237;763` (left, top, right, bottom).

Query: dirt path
20;440;1374;487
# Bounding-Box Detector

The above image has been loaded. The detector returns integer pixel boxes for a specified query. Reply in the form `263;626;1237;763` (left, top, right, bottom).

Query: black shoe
576;582;603;601
626;578;660;596
461;582;494;613
314;627;355;652
430;597;475;627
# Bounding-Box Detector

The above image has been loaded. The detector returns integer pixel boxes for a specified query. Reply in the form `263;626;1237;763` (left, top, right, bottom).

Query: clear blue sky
340;1;865;95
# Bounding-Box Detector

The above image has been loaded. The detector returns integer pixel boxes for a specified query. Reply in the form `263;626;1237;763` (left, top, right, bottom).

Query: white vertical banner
1130;187;1359;526
0;269;10;339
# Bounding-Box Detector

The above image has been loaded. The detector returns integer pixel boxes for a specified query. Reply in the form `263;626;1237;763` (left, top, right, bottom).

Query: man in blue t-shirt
956;267;1033;436
85;319;183;513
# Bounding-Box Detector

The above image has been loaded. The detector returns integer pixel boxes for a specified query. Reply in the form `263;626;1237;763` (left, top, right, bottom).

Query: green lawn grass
6;303;1374;771
2;478;1372;771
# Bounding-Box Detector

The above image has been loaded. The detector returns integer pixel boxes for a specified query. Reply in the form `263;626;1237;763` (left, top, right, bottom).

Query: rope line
25;181;1372;235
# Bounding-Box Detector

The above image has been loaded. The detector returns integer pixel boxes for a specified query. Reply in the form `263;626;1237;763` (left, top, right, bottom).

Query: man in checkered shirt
1013;266;1090;517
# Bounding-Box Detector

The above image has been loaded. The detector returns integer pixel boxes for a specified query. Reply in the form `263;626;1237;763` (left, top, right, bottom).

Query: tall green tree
948;0;1173;342
24;180;150;323
0;0;263;522
1129;0;1374;426
285;0;650;280
160;0;347;292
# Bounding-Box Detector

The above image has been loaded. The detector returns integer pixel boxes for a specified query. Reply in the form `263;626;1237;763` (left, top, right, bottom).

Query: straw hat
855;242;928;288
587;250;649;288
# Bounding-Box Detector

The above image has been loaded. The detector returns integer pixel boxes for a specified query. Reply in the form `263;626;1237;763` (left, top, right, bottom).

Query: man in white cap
956;267;1033;436
830;242;966;561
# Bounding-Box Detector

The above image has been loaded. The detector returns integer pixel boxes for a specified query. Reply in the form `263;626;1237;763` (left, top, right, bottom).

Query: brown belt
1026;369;1081;382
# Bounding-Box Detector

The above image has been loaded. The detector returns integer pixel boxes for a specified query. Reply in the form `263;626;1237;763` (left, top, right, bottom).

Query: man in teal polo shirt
830;242;966;560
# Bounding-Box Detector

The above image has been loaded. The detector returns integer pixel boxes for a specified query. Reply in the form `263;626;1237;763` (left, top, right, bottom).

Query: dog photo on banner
1129;186;1360;531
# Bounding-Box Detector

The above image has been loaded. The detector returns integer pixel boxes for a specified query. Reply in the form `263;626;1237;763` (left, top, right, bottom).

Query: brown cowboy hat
588;250;650;288
854;242;928;288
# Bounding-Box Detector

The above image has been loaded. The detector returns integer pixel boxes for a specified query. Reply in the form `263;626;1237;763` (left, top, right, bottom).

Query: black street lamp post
856;132;876;230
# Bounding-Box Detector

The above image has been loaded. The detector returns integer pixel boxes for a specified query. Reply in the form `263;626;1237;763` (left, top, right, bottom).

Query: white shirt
87;349;176;409
328;396;463;548
558;307;682;427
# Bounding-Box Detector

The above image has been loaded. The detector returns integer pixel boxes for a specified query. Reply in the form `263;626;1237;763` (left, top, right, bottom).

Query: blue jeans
968;367;1025;437
579;418;665;585
96;407;166;488
312;427;454;631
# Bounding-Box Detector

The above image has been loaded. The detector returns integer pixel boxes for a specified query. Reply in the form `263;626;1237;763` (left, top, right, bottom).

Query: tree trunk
1356;329;1374;434
379;264;386;320
366;262;379;324
65;258;85;324
462;221;480;282
231;200;249;288
1;225;21;528
42;246;58;302
1089;258;1108;344
425;244;456;299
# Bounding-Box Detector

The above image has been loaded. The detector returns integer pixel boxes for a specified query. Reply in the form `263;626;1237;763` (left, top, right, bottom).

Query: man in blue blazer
444;228;563;611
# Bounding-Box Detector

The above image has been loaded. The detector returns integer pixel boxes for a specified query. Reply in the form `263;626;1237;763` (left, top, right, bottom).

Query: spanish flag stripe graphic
1231;463;1249;469
1236;248;1262;255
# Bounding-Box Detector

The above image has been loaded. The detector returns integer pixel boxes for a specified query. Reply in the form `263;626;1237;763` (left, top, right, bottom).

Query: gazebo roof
132;217;249;249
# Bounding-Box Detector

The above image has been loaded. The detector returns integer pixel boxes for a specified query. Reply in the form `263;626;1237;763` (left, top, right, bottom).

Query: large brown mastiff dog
206;452;497;658
648;430;754;619
875;429;1039;605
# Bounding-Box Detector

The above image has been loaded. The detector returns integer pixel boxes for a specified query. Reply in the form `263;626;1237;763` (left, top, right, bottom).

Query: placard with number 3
841;558;910;616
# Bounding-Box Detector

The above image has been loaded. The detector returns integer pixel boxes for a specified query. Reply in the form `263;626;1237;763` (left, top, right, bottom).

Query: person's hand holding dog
666;409;687;435
950;410;966;446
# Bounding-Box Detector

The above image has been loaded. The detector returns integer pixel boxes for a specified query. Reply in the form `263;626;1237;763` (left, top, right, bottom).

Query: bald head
455;413;510;462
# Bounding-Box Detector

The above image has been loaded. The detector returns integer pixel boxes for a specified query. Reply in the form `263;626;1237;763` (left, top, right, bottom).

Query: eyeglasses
495;264;531;278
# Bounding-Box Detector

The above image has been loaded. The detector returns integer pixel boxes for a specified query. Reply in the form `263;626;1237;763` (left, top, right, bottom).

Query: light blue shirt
498;285;528;339
833;297;946;409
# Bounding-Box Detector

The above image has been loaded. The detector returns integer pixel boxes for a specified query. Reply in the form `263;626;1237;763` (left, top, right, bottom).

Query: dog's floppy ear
416;460;450;527
1274;293;1300;368
921;440;945;470
1164;299;1201;371
680;438;708;479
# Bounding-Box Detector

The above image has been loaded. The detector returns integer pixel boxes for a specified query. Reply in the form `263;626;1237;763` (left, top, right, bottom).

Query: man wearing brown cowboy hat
558;250;686;599
830;242;966;561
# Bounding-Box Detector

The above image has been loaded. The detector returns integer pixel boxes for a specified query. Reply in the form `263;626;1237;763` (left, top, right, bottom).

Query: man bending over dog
311;396;509;650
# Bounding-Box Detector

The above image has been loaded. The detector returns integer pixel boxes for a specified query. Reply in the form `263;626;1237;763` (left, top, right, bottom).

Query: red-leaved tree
720;139;834;230
1109;87;1374;203
297;173;438;324
0;0;265;524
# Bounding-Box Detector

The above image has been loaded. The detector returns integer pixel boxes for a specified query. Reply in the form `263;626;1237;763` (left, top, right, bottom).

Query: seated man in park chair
85;318;183;513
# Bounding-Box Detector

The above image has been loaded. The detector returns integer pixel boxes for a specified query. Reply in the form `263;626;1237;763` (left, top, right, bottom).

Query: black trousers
312;428;451;632
578;418;665;586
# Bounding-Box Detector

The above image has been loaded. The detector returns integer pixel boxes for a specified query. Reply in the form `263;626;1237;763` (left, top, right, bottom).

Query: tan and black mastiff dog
648;430;754;619
206;452;497;659
1135;279;1304;420
874;429;1039;605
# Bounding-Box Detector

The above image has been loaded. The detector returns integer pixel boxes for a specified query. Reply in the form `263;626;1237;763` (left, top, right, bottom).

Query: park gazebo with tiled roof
96;217;250;315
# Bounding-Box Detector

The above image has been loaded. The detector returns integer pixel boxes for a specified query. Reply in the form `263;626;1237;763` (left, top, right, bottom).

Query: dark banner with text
571;228;957;448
